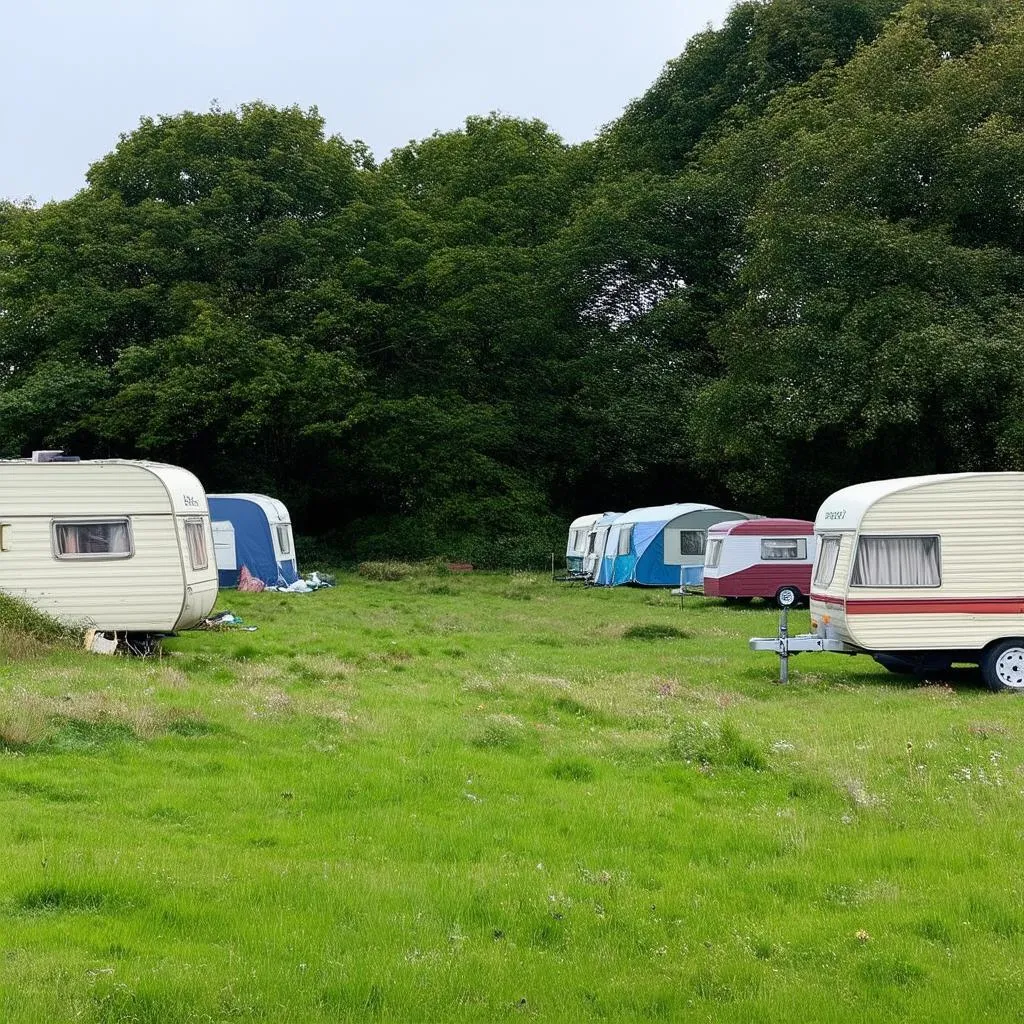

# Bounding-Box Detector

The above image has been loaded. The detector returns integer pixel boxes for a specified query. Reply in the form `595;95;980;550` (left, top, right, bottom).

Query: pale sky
2;0;736;204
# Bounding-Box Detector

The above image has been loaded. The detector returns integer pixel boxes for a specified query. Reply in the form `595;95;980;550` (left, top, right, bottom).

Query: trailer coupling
748;634;856;655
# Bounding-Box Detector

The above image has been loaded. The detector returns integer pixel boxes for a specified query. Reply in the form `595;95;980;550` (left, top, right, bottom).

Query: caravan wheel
982;640;1024;692
775;586;801;609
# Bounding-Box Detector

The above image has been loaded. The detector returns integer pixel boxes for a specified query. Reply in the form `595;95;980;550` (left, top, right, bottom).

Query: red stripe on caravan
810;593;846;608
845;597;1024;615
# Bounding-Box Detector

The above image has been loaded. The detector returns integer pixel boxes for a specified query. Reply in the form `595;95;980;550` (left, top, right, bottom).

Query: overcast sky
3;0;736;204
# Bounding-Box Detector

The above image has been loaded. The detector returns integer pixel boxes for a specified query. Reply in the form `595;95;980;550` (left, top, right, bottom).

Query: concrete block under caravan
0;455;218;633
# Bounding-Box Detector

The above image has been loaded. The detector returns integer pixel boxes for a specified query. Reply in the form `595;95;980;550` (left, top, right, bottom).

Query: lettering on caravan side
823;509;847;521
183;495;201;508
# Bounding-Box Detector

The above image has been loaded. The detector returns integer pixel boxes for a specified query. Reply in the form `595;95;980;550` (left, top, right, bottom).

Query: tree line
1;0;1021;565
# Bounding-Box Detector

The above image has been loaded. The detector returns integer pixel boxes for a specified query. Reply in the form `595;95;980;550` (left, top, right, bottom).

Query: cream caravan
0;454;218;635
750;473;1024;691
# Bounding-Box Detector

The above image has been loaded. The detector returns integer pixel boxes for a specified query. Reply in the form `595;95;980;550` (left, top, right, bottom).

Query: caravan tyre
982;640;1024;693
775;586;801;609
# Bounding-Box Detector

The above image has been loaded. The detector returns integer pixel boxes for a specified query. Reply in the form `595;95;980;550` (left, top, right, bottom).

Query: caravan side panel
845;476;1024;651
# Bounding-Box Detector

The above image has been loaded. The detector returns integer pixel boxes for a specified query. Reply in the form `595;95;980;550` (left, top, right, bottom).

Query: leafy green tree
692;0;1024;512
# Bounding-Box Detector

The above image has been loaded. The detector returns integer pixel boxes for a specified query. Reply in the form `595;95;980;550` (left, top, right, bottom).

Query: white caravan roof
0;458;209;516
814;473;986;532
210;493;292;524
569;513;606;531
615;503;719;526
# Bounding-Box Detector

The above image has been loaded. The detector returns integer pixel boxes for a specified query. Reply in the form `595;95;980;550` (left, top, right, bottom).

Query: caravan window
184;519;209;571
587;532;597;554
276;524;292;556
616;526;633;556
761;538;807;561
851;536;940;588
813;536;841;586
705;538;723;568
53;520;132;559
678;531;706;556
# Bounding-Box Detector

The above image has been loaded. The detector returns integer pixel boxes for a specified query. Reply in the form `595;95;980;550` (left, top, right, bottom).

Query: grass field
1;570;1023;1022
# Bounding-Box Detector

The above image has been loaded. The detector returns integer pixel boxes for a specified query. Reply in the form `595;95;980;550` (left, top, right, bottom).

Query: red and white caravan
750;473;1024;691
704;519;816;607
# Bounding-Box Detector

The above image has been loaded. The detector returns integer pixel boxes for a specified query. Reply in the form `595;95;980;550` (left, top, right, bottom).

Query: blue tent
208;493;298;588
595;503;754;587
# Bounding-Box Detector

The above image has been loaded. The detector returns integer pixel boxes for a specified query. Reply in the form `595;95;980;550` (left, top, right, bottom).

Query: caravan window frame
813;535;842;587
275;523;292;556
616;525;633;557
184;518;210;571
850;534;942;589
678;530;707;557
705;537;723;569
51;518;134;560
761;537;807;561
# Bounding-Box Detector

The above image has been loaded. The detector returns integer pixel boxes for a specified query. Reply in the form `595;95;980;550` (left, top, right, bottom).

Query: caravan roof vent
31;450;81;463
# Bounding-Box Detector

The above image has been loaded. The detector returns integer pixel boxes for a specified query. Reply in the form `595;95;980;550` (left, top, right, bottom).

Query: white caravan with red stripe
750;473;1024;691
703;519;815;606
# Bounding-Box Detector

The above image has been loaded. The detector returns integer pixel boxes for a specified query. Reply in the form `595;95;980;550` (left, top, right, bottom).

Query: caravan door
212;521;236;570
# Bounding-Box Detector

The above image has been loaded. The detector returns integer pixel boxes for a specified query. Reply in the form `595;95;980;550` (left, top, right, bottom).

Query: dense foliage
2;0;1022;563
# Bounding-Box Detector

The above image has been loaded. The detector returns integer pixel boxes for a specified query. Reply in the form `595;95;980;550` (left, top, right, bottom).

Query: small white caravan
0;454;218;634
750;473;1024;690
565;513;608;574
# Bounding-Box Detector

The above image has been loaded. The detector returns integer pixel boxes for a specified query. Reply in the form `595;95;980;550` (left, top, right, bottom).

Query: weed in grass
622;623;688;641
856;954;927;988
358;560;417;581
419;582;461;596
46;718;139;752
667;719;767;771
0;776;85;802
503;575;538;601
0;593;81;652
547;695;613;726
843;776;882;809
164;713;220;737
547;757;596;782
471;713;527;750
15;883;128;915
0;708;48;750
914;916;954;944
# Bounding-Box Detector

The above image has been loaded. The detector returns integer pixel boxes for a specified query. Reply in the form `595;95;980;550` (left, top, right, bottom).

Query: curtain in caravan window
851;536;940;587
185;520;209;570
54;520;131;558
761;538;807;561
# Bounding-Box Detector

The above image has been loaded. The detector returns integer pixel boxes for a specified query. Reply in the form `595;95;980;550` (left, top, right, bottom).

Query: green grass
0;573;1022;1021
